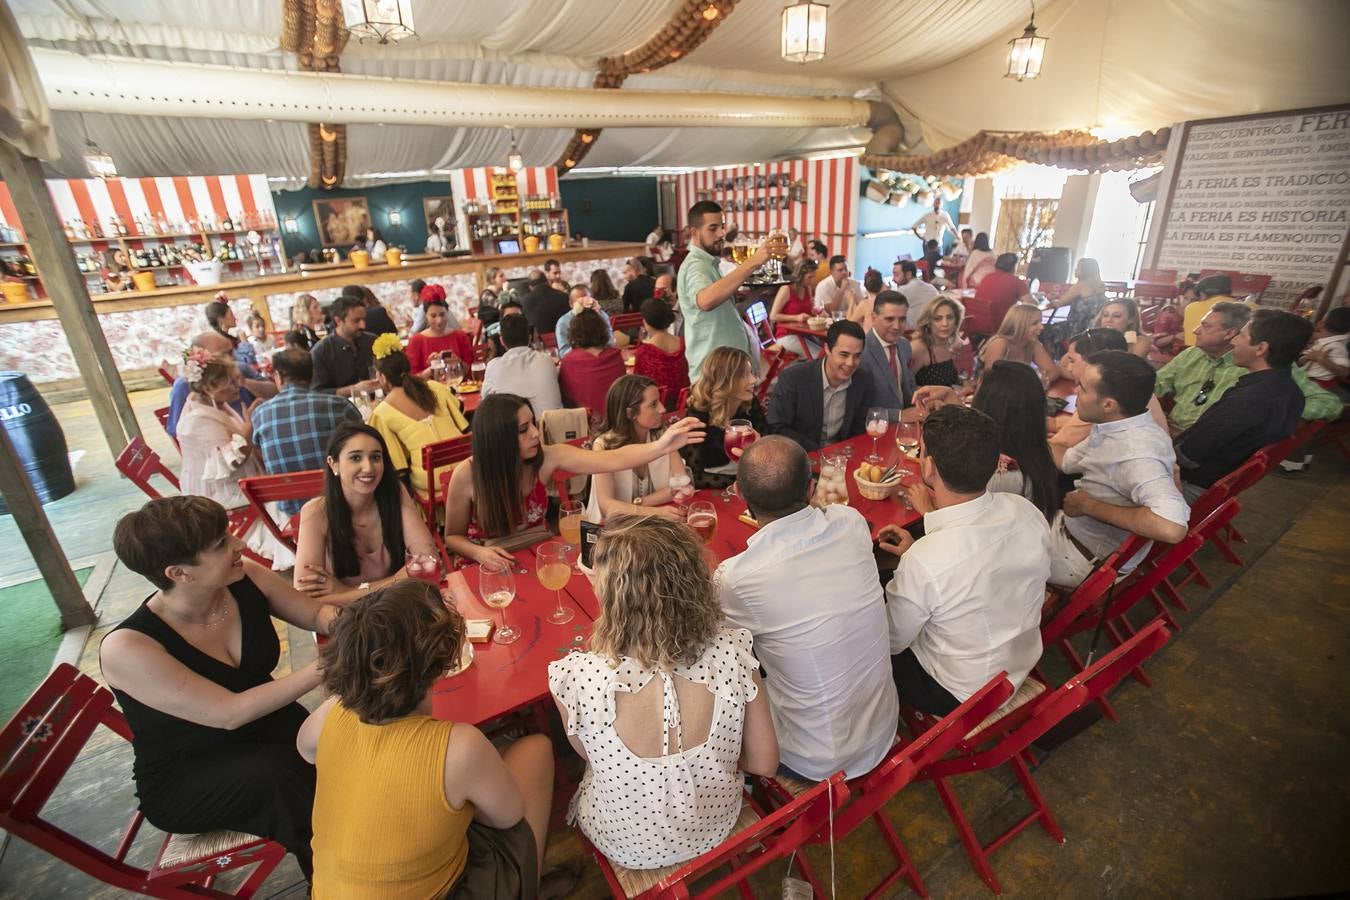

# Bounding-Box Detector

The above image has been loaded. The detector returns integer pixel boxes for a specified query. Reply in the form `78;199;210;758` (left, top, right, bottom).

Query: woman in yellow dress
367;334;469;500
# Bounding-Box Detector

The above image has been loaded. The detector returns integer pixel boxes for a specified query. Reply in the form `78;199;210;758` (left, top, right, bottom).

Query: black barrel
0;371;76;515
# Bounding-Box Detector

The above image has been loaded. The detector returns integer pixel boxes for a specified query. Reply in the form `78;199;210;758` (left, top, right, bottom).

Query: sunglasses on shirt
1192;378;1215;407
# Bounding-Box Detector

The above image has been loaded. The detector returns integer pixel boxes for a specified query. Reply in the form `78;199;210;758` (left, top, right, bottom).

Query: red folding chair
540;331;558;350
672;386;690;416
238;470;325;555
153;405;180;453
756;349;799;404
609;312;644;333
115;437;267;567
1230;272;1271;303
582;773;848;900
1136;267;1177;284
420;434;474;534
906;621;1173;894
1;664;286;898
156;366;177;387
1314;413;1350;462
759;675;1014;899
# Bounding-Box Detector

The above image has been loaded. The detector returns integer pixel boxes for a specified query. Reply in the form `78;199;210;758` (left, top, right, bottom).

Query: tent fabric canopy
3;0;1346;184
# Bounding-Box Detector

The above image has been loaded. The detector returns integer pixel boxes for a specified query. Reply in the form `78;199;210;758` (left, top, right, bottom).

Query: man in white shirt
878;405;1052;715
717;436;898;780
813;255;864;315
911;196;957;251
1054;350;1190;586
947;227;974;261
894;260;940;329
481;314;563;414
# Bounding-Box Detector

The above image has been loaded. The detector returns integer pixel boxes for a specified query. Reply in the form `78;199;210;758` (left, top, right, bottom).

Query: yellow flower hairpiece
372;333;404;360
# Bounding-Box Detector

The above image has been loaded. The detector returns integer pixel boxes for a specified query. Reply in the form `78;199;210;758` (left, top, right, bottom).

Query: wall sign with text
1149;105;1349;308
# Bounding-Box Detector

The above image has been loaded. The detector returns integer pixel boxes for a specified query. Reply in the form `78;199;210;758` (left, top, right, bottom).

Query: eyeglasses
1193;378;1215;406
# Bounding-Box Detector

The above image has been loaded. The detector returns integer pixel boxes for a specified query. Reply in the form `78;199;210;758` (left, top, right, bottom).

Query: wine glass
536;542;574;625
406;551;442;584
429;355;447;383
865;407;889;463
477;559;518;645
687;501;718;546
669;465;695;512
721;419;755;501
896;422;920;457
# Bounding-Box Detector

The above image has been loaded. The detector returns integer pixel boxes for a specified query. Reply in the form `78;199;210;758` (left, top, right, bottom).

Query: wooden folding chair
756;349;799;405
907;621;1173;894
582;773;848;900
238;470;325;555
1136;267;1177;284
156;366;177;387
420;434;473;534
152;405;180;453
1;664;287;898
114;437;268;567
759;676;1014;899
672;387;690;417
609;312;644;334
1230;272;1271;303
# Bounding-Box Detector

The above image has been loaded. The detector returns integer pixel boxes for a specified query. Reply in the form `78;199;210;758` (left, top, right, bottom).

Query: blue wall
854;167;963;278
559;176;659;242
271;180;455;260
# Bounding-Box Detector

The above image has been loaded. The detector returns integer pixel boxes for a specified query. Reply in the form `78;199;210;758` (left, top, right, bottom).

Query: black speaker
1027;246;1071;284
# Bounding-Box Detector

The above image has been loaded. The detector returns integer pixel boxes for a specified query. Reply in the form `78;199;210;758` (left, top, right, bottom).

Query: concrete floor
1;389;1347;898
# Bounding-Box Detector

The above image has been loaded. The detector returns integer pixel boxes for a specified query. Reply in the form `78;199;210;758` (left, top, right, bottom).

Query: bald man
714;436;898;781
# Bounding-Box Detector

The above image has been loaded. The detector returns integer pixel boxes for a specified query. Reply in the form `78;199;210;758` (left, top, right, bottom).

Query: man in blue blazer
768;320;883;451
859;291;917;420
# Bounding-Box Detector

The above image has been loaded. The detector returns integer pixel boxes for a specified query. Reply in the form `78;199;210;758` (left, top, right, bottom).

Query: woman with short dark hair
633;296;688;407
558;309;626;412
298;580;555;897
102;495;338;881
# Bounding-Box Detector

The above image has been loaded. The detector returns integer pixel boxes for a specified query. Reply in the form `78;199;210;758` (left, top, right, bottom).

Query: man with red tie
859;291;917;421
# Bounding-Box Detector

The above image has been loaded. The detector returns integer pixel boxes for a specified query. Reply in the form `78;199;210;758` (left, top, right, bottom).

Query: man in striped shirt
252;349;362;515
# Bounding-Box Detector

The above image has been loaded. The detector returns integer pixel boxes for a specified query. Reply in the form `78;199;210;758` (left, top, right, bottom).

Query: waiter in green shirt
1155;300;1341;434
678;200;771;382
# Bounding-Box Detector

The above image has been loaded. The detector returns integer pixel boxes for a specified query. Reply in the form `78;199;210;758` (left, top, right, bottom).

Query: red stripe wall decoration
667;157;860;264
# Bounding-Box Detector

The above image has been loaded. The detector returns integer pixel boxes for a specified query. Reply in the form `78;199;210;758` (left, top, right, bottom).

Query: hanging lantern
781;2;828;64
83;141;116;179
341;0;416;44
1005;2;1048;81
506;128;524;173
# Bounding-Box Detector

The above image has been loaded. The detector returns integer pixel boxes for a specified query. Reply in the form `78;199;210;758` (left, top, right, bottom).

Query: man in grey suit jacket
860;291;917;420
768;320;882;451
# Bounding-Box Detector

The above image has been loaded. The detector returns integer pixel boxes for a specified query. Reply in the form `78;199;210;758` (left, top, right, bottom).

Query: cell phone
1046;396;1069;415
580;520;602;569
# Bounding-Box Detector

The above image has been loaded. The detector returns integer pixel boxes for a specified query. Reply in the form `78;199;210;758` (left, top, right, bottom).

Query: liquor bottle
116;216;128;236
221;214;233;231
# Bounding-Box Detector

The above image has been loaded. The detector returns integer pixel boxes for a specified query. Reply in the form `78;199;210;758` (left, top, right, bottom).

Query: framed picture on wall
422;196;454;231
313;196;370;247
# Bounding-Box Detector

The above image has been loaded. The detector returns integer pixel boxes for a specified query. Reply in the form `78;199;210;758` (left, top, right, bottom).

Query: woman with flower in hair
367;333;469;500
405;287;473;379
176;347;295;568
547;515;777;870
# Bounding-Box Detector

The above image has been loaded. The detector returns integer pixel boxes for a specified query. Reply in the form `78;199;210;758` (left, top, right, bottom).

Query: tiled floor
2;389;1348;898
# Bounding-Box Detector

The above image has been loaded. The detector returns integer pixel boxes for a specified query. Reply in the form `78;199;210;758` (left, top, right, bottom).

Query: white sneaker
1279;453;1313;473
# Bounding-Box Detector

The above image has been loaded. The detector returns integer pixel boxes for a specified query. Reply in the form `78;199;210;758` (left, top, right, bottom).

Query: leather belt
1061;519;1097;562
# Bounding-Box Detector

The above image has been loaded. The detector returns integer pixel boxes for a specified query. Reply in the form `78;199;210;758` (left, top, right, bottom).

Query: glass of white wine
536;542;574;625
478;559;518;644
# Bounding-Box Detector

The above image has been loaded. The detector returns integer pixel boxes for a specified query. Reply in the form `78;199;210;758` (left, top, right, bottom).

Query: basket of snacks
853;462;905;501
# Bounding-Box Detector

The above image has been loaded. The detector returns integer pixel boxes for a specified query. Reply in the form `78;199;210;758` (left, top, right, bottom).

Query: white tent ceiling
6;0;1347;186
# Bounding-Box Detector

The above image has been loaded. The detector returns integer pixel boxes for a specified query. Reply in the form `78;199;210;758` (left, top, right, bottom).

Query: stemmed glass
536;542;574;625
895;422;920;457
445;358;465;388
477;559;518;645
558;500;583;567
669;465;695;514
722;419;755;501
865;407;889;463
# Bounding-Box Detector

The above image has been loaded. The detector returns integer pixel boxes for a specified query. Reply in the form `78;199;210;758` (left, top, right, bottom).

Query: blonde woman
547;516;778;871
585;375;689;523
979;302;1061;384
910;296;967;388
1094;297;1153;358
175;349;294;568
684;346;764;489
289;294;323;350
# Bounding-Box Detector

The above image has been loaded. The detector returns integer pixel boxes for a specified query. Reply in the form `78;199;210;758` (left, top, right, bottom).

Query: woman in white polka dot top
548;515;779;870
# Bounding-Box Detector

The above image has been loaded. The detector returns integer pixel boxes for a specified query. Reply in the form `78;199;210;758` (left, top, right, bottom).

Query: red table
431;544;594;725
777;323;829;359
456;387;482;415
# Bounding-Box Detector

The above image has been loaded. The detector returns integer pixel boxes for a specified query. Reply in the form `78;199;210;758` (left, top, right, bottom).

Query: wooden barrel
0;372;75;514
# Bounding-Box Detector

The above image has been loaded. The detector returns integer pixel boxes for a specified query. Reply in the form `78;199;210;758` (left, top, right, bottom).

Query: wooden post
0;142;141;458
1315;226;1349;320
0;422;96;628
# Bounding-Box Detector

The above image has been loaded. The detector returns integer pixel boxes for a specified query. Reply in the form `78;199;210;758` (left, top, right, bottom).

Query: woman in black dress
910;296;966;388
682;346;766;489
101;496;339;879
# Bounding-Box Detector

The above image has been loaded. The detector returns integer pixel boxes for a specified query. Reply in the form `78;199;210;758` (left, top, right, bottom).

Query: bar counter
1;241;642;387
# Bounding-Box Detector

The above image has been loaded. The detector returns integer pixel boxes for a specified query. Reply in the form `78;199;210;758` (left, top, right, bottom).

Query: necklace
160;592;232;629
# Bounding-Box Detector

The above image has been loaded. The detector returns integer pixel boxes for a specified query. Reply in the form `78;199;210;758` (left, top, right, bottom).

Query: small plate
455;383;482;394
444;640;475;678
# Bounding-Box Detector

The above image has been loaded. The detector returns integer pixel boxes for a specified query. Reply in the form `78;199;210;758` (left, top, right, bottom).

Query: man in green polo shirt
1155;300;1341;434
678;200;771;382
